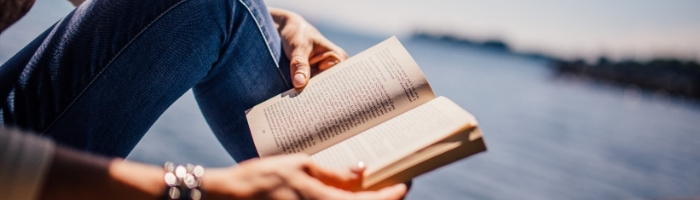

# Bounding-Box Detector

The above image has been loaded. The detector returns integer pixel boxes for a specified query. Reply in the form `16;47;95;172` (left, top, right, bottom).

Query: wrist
109;159;166;199
268;7;304;31
200;167;254;200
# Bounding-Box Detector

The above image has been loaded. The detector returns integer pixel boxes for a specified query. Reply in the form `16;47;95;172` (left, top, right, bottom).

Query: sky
2;0;699;63
266;0;700;62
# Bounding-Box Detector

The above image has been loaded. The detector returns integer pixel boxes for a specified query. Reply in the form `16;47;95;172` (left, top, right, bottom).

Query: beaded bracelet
162;162;205;200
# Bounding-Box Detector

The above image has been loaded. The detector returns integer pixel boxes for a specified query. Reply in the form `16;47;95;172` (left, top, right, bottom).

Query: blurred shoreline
267;0;700;64
412;32;700;101
553;59;700;101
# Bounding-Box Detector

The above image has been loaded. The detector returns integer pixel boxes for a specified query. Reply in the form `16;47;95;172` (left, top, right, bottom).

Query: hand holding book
268;8;350;88
203;154;407;199
246;37;487;190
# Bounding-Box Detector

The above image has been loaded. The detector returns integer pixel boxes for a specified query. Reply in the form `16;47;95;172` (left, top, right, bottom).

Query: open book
246;36;486;190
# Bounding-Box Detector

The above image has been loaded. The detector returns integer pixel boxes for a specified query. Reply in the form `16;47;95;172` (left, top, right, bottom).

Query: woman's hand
37;139;404;199
269;8;349;89
202;154;407;200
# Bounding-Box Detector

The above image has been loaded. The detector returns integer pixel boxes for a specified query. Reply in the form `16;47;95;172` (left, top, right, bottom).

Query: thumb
305;162;364;191
290;44;312;88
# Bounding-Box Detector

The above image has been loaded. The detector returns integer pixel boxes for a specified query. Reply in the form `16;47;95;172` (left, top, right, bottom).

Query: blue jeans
0;0;292;162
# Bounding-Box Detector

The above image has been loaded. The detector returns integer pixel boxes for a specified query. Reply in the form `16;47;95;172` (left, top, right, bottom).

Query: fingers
280;18;348;89
319;38;349;61
309;51;344;71
290;171;407;200
304;162;364;191
269;154;407;199
309;40;349;71
309;51;338;64
315;181;408;200
292;45;347;88
289;42;313;89
347;183;408;200
309;52;340;69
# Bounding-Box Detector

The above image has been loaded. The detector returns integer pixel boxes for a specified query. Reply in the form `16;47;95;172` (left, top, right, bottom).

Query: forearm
39;146;165;200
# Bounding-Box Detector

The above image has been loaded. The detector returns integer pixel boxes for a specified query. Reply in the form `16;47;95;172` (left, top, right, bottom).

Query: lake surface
2;1;700;199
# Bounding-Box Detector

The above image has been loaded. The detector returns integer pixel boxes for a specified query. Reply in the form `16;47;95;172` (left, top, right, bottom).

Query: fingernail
294;73;306;86
349;161;366;173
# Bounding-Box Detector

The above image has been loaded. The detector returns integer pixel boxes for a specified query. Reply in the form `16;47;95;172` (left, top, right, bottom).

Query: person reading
0;0;407;199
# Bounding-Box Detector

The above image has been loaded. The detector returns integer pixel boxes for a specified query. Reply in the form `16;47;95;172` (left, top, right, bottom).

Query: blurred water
266;0;700;62
312;28;700;199
2;1;700;199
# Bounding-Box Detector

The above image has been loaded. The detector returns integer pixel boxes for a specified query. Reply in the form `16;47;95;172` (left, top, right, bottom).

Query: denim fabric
0;0;292;161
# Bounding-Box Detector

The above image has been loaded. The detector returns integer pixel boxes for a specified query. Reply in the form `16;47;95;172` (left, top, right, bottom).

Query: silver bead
175;165;187;179
190;189;202;200
186;164;195;173
184;174;198;189
168;187;180;199
164;172;178;187
193;165;204;178
164;162;175;173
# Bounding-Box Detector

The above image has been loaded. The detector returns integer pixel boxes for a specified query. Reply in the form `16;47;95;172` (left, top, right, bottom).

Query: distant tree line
412;32;700;101
554;59;700;101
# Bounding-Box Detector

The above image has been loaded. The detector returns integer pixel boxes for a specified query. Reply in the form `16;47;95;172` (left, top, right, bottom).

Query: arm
40;147;407;200
38;147;165;200
0;128;405;199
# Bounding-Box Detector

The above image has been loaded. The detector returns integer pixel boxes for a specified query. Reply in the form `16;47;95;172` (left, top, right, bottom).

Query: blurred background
1;0;699;199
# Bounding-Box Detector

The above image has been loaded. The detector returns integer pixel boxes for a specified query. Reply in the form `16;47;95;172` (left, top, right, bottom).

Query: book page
362;127;485;190
310;97;480;176
247;37;435;157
